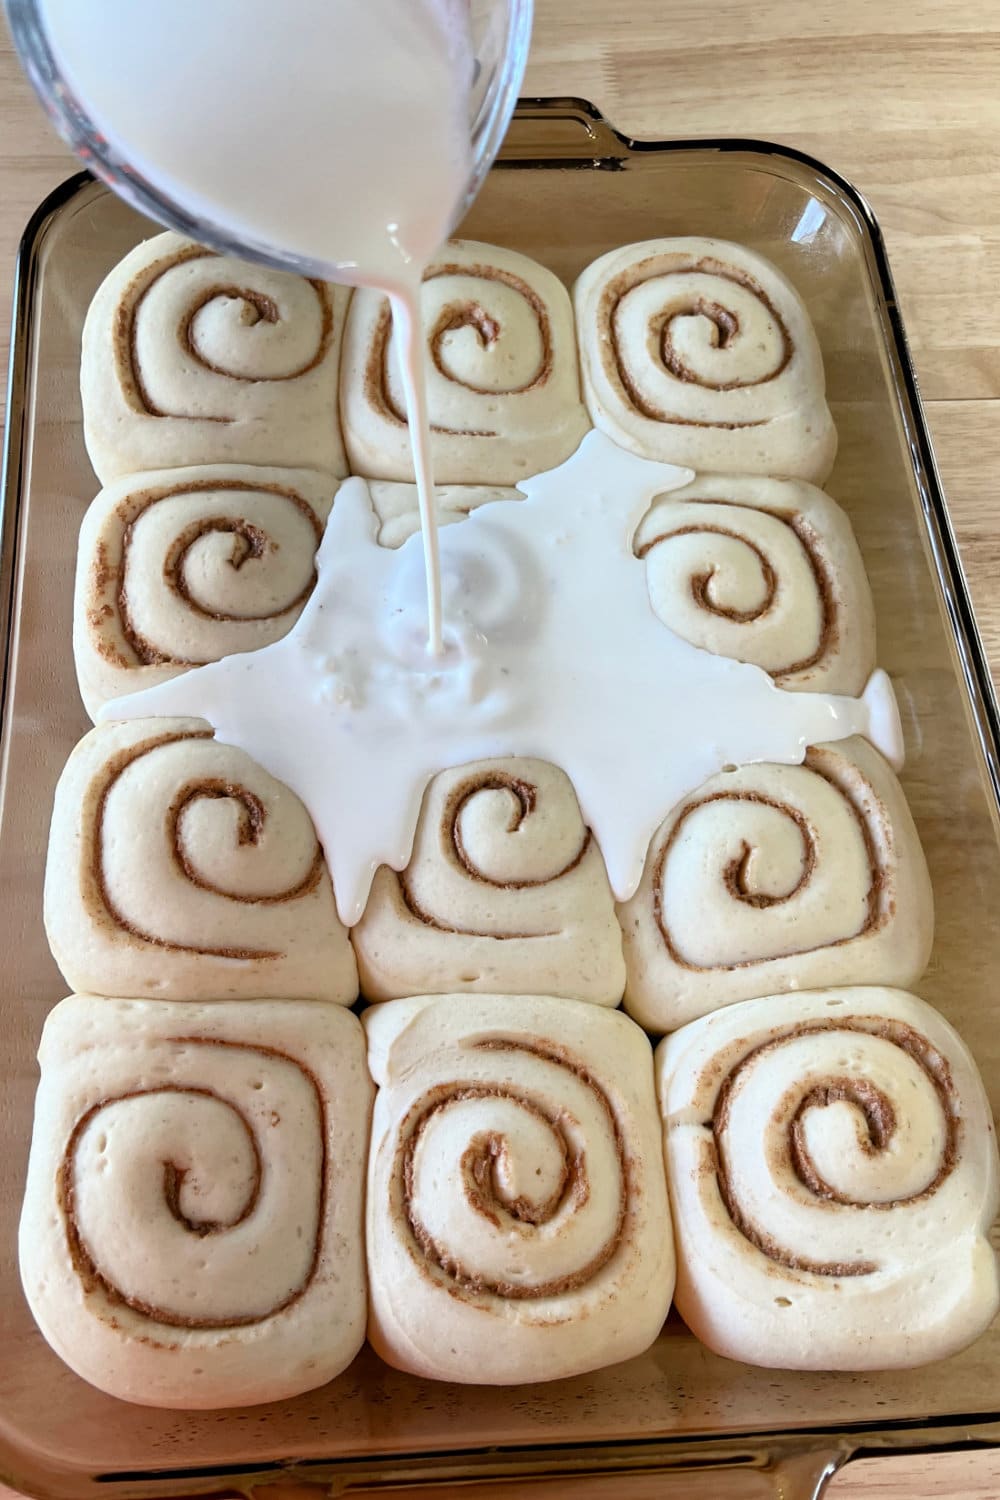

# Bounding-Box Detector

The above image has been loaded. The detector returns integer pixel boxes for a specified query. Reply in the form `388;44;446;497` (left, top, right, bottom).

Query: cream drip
103;433;904;927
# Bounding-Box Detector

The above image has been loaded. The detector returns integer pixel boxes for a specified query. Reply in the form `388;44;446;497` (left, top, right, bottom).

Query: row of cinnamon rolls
22;986;999;1407
75;461;876;719
44;720;932;1031
81;230;834;488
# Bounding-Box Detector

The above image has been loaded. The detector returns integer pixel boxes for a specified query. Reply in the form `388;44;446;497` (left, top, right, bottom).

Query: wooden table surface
1;2;999;1497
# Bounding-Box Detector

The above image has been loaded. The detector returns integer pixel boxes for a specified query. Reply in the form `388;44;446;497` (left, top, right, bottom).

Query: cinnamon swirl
352;759;625;1004
19;995;371;1407
74;464;336;718
574;238;836;480
44;718;357;1002
340;239;590;483
364;993;674;1383
81;232;348;483
657;987;1000;1369
620;737;933;1031
634;474;875;694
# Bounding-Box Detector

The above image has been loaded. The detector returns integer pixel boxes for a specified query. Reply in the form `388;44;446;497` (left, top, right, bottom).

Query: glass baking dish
2;99;1000;1500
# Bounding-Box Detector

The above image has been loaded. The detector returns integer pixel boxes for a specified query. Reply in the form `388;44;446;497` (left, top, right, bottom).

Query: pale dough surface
365;992;674;1384
657;986;1000;1370
19;995;371;1408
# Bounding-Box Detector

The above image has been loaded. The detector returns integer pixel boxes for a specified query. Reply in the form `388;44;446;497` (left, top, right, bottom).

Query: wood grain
1;1;999;1495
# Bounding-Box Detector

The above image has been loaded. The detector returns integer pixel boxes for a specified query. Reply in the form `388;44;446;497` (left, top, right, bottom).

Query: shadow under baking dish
2;98;1000;1499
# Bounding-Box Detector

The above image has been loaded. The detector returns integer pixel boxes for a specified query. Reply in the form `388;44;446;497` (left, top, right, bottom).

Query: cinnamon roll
574;238;836;481
81;232;348;483
657;987;1000;1369
340;239;590;483
620;737;933;1031
44;718;357;1003
19;995;371;1407
74;464;336;719
365;993;674;1384
352;759;625;1005
368;479;520;549
634;474;875;694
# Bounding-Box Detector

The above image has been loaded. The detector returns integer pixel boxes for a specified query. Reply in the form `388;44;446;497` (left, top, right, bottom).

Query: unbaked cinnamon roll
19;995;371;1407
44;718;357;1003
81;231;348;482
574;237;836;480
340;239;590;483
634;474;875;694
74;464;336;718
352;758;625;1005
620;737;933;1031
657;987;1000;1369
365;993;674;1384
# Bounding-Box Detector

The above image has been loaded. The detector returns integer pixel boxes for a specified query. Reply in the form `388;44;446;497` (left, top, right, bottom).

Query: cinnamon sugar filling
653;749;887;971
397;1038;628;1301
364;261;554;434
707;1018;959;1278
115;248;333;420
87;730;322;960
394;770;590;939
636;502;839;679
598;255;793;428
58;1038;327;1330
107;478;323;666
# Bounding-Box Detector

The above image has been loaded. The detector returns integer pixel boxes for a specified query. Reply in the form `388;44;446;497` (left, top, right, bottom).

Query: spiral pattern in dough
62;1039;324;1327
399;1038;626;1301
620;738;933;1030
122;245;332;410
352;759;625;1004
574;237;836;480
341;239;589;483
712;1018;956;1277
633;474;875;693
44;719;357;1003
19;997;370;1408
657;988;1000;1370
81;231;348;481
408;766;589;912
365;994;674;1384
74;466;335;718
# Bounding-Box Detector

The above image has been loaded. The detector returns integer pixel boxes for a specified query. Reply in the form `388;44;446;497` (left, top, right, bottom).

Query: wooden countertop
1;3;999;1496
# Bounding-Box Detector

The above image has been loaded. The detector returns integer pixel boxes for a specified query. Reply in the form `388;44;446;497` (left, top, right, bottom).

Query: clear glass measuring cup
4;0;534;277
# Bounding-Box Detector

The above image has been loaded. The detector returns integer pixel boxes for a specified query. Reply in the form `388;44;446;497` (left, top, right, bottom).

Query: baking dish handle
765;1446;846;1497
501;97;630;162
237;1445;847;1497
